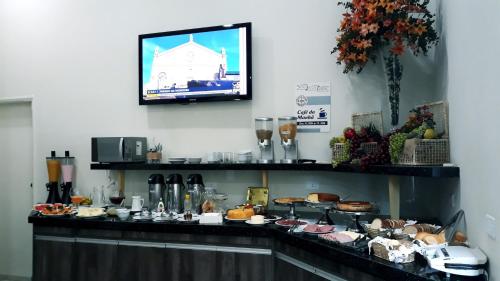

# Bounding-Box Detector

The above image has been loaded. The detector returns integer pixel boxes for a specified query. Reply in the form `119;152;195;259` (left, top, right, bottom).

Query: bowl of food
116;208;130;221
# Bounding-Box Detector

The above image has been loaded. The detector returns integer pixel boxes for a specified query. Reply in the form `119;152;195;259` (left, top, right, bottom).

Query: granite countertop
28;212;485;281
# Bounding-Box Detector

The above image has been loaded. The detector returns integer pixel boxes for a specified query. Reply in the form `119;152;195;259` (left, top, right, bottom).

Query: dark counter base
29;214;482;281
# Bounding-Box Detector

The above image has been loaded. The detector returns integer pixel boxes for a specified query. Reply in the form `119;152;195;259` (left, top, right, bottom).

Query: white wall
0;0;451;239
438;0;500;277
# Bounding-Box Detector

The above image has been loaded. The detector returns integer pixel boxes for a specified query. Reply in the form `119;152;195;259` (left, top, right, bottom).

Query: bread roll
371;218;382;230
423;235;439;245
403;225;418;235
227;209;246;219
415;232;432;241
453;231;467;243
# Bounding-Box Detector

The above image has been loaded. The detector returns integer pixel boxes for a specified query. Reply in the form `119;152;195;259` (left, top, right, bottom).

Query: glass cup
222;152;235;163
71;189;84;209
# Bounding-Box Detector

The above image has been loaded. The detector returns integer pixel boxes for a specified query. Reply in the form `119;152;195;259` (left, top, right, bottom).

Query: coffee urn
148;174;165;211
165;174;185;214
186;174;205;214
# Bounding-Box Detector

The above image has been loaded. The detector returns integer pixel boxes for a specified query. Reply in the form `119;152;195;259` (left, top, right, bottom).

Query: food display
76;208;106;218
319;231;363;243
273;197;305;204
303;224;334;234
336;201;373;212
226;207;255;220
275;219;307;228
38;204;73;216
306;193;339;203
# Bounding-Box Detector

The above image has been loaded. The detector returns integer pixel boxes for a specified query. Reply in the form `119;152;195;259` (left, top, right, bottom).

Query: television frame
138;22;252;105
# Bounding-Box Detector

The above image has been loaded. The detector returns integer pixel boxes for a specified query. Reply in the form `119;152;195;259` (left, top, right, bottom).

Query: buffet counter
28;213;483;281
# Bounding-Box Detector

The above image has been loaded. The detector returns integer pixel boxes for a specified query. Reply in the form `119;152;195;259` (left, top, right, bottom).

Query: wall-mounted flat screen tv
139;22;252;105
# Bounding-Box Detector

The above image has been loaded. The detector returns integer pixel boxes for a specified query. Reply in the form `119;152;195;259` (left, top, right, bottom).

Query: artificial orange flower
390;43;405;55
346;53;358;62
396;20;409;33
357;53;369;63
386;2;396;13
360;24;370;36
368;23;379;33
340;18;351;30
412;24;427;35
366;6;378;21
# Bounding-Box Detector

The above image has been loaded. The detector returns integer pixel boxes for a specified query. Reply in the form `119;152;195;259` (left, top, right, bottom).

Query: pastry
382;219;406;229
227;208;254;219
274;197;305;204
336;201;372;212
453;231;467;243
306;193;339;203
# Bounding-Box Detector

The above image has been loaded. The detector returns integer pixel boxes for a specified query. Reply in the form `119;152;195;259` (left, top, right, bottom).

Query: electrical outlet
306;183;319;191
486;214;496;240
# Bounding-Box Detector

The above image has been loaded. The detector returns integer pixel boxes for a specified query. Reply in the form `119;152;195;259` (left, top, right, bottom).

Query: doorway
0;101;33;280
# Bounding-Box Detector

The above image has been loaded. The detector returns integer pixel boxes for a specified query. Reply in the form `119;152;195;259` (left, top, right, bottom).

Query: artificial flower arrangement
332;0;439;126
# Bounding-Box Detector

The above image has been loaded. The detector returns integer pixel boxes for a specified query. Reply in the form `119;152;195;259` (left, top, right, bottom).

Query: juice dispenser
60;151;75;205
46;151;62;203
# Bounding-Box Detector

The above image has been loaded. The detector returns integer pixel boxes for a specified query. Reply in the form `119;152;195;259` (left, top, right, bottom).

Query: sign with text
295;81;331;133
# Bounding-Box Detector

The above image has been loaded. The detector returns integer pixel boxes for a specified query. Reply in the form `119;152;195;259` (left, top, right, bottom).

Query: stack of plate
168;158;186;164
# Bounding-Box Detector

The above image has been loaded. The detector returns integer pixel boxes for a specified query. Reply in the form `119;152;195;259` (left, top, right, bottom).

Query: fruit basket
397;138;449;165
332;143;349;163
396;101;450;165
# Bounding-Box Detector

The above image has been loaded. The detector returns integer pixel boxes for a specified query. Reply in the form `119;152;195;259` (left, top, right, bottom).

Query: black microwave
91;137;147;163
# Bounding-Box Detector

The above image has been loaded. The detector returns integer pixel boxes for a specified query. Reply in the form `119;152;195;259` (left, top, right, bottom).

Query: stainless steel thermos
148;174;165;211
186;174;205;214
165;174;185;214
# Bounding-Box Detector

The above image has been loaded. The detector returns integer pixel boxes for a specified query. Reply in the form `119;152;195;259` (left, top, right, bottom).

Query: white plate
245;220;268;225
168;160;186;164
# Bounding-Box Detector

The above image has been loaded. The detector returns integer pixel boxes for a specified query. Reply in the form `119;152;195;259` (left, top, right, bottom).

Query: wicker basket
352;111;384;135
397;139;450;165
397;101;450;165
371;240;415;263
332;143;349;163
360;142;378;154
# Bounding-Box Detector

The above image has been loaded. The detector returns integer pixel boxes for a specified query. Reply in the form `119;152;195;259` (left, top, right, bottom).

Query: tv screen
139;22;252;105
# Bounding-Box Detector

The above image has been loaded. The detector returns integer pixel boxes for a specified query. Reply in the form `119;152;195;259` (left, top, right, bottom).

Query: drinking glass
222;152;235;163
71;189;84;209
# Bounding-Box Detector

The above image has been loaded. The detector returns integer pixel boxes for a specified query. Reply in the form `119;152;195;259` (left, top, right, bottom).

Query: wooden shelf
90;162;459;178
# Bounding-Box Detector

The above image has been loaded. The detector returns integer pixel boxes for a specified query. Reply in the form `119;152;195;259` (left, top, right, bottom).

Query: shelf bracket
388;176;400;219
261;170;269;188
118;170;125;195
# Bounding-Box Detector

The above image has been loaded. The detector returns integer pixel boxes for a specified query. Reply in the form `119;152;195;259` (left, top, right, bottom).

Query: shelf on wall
90;162;459;178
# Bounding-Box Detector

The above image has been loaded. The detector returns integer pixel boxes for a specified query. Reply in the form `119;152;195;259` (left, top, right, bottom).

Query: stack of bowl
237;151;253;163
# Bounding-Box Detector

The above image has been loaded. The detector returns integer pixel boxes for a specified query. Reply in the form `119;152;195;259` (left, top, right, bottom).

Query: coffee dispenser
278;116;299;164
60;151;75;205
166;174;185;214
255;117;274;163
46;151;62;203
186;174;205;214
148;174;165;211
